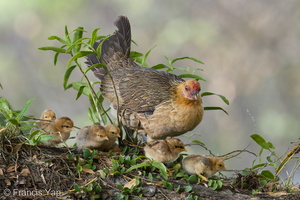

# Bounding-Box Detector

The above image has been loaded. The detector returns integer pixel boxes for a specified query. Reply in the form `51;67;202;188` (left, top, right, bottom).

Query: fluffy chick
182;155;226;181
76;125;109;150
43;117;74;146
98;124;121;151
38;109;57;129
86;16;203;142
143;138;187;163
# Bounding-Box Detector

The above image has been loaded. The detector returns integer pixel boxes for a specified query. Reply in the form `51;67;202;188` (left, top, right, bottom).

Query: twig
23;116;81;129
275;142;300;177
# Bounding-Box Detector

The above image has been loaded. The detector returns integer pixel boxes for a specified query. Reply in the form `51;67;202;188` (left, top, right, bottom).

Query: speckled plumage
86;16;204;141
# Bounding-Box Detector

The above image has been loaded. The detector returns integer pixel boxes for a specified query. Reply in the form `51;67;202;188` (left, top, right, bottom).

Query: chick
182;155;226;181
76;125;109;150
143;138;187;163
99;124;121;151
38;109;57;129
43;117;74;146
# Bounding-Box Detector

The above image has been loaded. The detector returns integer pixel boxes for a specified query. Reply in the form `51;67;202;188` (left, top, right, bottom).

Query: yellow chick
99;124;121;151
182;155;226;181
38;109;57;129
143;138;187;163
43;117;74;146
76;125;109;150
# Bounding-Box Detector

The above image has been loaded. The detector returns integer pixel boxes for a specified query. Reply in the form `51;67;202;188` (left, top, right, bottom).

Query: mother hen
86;16;204;142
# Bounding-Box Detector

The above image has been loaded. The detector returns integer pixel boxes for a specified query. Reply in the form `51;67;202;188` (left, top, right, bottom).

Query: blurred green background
0;0;299;181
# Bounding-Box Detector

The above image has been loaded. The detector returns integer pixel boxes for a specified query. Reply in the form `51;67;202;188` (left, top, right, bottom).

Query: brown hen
86;16;204;142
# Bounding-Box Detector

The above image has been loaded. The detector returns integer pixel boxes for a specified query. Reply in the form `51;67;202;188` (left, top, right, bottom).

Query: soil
0;136;299;200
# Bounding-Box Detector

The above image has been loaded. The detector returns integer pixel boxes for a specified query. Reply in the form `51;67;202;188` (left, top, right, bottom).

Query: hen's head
179;80;201;101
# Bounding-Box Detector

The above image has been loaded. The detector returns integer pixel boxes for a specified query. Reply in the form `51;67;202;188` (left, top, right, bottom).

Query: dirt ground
0;136;299;200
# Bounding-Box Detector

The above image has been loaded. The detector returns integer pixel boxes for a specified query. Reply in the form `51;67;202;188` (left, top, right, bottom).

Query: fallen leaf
82;168;95;174
7;165;18;173
124;179;137;189
20;168;30;176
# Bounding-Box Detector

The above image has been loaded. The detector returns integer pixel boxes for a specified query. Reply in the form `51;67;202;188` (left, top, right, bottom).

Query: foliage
0;97;54;145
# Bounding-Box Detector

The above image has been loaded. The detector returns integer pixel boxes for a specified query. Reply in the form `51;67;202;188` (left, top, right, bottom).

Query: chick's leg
196;172;209;181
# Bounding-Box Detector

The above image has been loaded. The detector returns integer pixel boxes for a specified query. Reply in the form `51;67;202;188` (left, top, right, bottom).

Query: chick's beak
104;136;109;140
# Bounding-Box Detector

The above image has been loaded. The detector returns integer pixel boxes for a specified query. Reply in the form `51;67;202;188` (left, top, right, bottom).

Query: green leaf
261;170;275;179
125;161;150;173
90;28;101;46
252;163;267;169
130;51;143;60
151;161;168;180
178;74;206;81
204;106;228;115
171;56;204;65
267;141;275;149
63;65;77;90
151;64;169;70
201;92;230;105
48;35;66;44
162;180;173;190
74;184;81;192
250;134;270;150
184;185;193;193
191;140;205;146
64;25;71;45
72;82;91;96
38;46;67;53
16;98;35;121
66;51;93;68
186;175;198;183
141;45;156;67
54;52;59;66
76;85;86;100
0;97;13;119
73;27;84;53
0;83;3;89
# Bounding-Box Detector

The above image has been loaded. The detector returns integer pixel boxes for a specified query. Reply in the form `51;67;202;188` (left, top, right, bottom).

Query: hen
86;16;204;142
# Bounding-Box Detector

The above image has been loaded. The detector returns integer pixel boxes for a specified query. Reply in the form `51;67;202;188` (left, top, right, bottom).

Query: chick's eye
218;164;223;167
175;145;184;149
111;132;115;135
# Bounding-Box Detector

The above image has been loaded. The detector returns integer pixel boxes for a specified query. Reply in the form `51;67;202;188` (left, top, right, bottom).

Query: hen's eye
185;85;189;91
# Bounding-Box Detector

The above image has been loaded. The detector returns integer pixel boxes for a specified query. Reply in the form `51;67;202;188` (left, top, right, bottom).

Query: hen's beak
191;91;199;100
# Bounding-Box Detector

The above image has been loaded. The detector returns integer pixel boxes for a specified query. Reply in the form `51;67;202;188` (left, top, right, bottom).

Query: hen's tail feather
85;15;131;80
